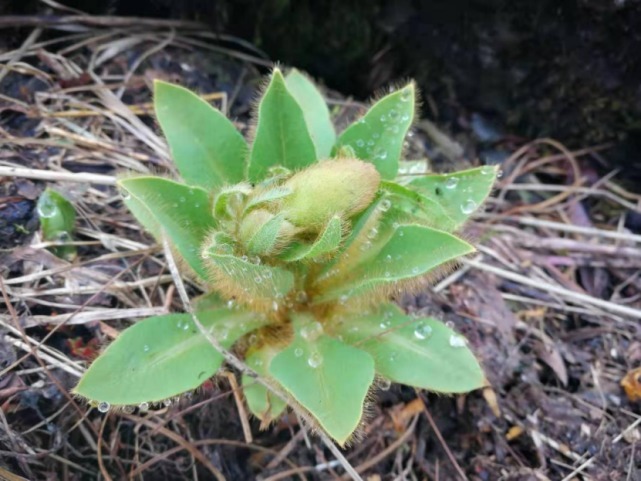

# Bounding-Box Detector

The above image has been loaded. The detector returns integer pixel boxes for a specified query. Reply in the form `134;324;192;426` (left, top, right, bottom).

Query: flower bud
281;159;380;228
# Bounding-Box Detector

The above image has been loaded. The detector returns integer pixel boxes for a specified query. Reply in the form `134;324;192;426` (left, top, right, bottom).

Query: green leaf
154;80;248;189
334;83;415;179
333;305;486;393
269;316;375;444
285;69;336;159
74;309;267;405
380;180;453;227
119;177;215;279
37;188;77;261
203;250;295;302
242;345;287;423
244;185;293;214
213;183;252;220
248;69;317;181
247;213;286;255
408;166;498;231
316;224;475;301
280;215;343;261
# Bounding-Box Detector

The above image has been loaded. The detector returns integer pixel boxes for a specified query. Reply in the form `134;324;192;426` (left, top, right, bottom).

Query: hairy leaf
334;83;415;179
333;305;486;392
285;69;336;159
269;317;375;445
280;215;342;261
37;188;77;260
247;213;287;255
155;80;248;189
316;224;475;301
248;69;317;181
74;309;267;405
119;177;215;279
409;166;498;231
203;250;295;302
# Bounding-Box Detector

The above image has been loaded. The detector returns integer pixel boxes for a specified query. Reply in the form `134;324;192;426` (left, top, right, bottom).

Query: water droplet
179;196;186;202
449;334;467;348
367;139;375;146
307;352;323;368
98;401;110;413
367;227;378;239
138;402;149;413
380;199;392;212
295;291;308;303
379;114;387;123
379;378;392;391
413;322;433;340
182;322;190;331
360;240;372;251
55;231;71;243
122;405;135;414
388;109;399;120
385;254;392;263
263;270;272;279
379;319;391;329
118;187;131;200
372;132;380;139
294;347;304;357
143;344;150;352
460;199;477;214
497;169;504;179
401;113;410;122
177;320;183;329
254;275;263;284
248;334;258;344
227;299;235;309
241;255;249;262
445;177;459;189
400;89;412;102
163;399;172;407
253;358;264;368
356;139;365;147
389;351;398;362
411;266;420;275
384;271;391;278
445;321;455;329
300;322;323;341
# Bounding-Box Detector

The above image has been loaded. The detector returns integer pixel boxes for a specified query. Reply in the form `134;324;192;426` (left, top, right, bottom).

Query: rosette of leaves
74;68;497;445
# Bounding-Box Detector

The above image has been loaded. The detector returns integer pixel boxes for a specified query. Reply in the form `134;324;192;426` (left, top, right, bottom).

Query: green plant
37;188;77;261
73;68;497;444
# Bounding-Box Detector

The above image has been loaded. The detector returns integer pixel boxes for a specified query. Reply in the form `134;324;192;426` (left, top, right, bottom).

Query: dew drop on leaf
388;109;399;120
294;347;304;357
97;401;110;413
449;334;467;348
411;266;419;274
379;378;392;391
356;139;365;147
138;402;149;413
163;399;172;407
400;88;412;102
413;322;433;340
307;352;323;368
460;199;477;214
300;322;323;341
445;177;459;189
122;405;135;414
380;199;391;212
143;344;150;352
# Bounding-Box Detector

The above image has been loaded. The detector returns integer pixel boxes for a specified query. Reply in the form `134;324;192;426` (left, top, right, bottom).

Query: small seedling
73;68;497;444
37;188;77;261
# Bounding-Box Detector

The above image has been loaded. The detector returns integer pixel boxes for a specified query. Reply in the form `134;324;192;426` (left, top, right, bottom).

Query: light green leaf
334;83;415;179
203;250;295;302
269;316;375;444
244;185;293;214
154;81;248;189
119;177;215;279
242;345;287;423
74;309;267;405
37;188;77;261
285;69;336;159
247;213;286;255
280;215;343;261
333;304;486;393
248;69;317;181
213;183;252;220
316;224;475;301
408;166;498;231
